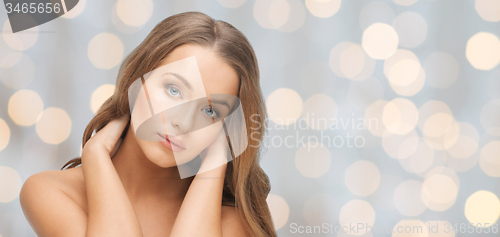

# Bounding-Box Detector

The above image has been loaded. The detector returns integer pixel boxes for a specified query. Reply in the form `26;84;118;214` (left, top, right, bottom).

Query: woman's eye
203;108;219;118
165;84;182;98
169;88;179;95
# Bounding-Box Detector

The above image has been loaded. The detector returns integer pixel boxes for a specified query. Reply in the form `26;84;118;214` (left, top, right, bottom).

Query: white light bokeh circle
2;20;38;51
0;118;10;152
393;0;419;6
253;0;290;29
0;36;22;68
295;142;331;178
382;98;419;135
479;140;500;177
398;137;434;174
466;32;500;71
425;166;460;188
424;52;459;89
91;84;115;114
475;0;500;22
8;89;44;126
422;113;460;150
421;174;458;211
365;100;389;137
480;99;500;136
305;0;342;18
0;166;22;203
384;49;419;77
277;0;306;33
417;100;453;131
384;49;426;96
422;112;456;138
382;129;420;159
392;11;428;48
387;58;421;86
218;0;246;8
112;2;142;34
330;42;376;80
301;94;338;130
36;107;72;145
344;160;381;196
0;51;22;68
340;43;366;79
362;23;399;60
389;66;425;96
266;194;289;230
352;55;377;81
270;0;291;29
446;122;480;159
464;190;500;227
328;41;356;77
116;0;153;27
266;88;303;125
88;33;124;69
394;180;427;216
339;200;375;236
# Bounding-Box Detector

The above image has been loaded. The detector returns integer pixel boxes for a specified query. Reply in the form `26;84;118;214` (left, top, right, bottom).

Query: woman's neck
110;124;193;204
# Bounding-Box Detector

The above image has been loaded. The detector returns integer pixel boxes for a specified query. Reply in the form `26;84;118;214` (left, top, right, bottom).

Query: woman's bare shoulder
20;166;87;212
22;166;85;192
20;167;89;236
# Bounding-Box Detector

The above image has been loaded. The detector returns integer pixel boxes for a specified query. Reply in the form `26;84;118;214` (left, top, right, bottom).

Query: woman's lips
157;133;185;152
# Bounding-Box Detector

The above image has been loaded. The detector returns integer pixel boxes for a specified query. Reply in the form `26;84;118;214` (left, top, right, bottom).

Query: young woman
19;11;276;237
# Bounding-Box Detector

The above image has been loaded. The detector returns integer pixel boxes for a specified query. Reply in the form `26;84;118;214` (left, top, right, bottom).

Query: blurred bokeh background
1;0;500;236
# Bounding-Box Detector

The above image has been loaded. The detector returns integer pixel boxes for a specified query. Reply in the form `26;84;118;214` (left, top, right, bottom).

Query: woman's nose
168;102;198;135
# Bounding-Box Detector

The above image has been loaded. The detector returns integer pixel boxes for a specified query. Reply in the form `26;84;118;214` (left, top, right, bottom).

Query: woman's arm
82;116;143;237
19;116;141;237
20;170;88;237
169;127;249;237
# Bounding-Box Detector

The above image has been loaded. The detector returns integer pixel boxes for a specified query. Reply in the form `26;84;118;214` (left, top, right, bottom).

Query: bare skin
19;44;248;237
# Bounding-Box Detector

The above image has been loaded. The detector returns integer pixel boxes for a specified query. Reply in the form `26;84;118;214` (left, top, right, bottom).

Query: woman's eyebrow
208;98;230;109
163;72;193;90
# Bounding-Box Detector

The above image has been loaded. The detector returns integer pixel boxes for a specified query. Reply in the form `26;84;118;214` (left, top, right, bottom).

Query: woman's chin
138;140;199;169
145;151;194;168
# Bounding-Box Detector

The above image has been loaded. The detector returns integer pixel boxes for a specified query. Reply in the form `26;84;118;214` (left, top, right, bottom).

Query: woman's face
129;44;240;169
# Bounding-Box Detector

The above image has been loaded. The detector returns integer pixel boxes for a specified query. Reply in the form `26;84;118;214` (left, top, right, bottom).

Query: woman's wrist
195;163;227;180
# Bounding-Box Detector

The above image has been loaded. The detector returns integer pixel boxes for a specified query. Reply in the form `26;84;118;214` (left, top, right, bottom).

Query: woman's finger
92;115;130;153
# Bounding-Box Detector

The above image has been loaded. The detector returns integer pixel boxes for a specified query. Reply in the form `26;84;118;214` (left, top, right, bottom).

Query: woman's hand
81;115;144;237
81;116;128;161
197;123;230;176
169;123;230;236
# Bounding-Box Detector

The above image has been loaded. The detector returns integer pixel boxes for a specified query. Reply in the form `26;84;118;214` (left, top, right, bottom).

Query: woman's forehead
155;44;240;96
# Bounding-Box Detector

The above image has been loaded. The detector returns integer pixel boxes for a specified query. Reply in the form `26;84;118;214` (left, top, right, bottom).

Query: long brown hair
61;11;276;237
